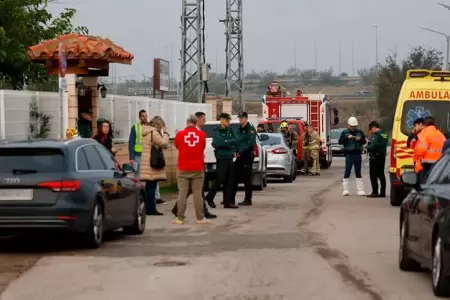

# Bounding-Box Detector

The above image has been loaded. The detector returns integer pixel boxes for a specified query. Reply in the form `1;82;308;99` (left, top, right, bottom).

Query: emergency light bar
407;69;450;79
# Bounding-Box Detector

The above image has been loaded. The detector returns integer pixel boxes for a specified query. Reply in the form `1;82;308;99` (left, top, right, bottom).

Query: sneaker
196;218;210;224
342;190;349;196
156;199;167;204
172;218;184;225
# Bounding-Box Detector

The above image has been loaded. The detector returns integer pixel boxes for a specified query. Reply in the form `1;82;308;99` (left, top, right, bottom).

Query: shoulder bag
150;131;166;169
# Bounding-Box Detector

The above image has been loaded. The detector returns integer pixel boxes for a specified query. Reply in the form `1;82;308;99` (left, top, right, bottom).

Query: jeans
344;153;362;179
133;154;141;178
155;182;161;199
145;180;158;214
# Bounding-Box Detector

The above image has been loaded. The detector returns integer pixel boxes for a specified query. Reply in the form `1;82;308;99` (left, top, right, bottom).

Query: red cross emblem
184;131;199;147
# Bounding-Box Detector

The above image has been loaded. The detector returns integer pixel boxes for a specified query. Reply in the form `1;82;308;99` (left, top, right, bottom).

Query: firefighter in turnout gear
279;121;298;154
300;123;310;173
305;126;321;175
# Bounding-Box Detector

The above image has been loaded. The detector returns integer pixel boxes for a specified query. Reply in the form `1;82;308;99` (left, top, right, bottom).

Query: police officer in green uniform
234;112;257;206
366;121;388;198
205;113;238;209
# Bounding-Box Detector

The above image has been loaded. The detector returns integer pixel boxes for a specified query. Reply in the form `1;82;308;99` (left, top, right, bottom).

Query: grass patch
160;184;178;195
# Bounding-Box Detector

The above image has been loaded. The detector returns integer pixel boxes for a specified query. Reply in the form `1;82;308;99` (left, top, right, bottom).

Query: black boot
366;193;378;198
204;201;217;218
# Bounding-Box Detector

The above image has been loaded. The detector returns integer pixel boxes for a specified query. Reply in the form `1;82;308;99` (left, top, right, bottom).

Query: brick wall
114;142;178;187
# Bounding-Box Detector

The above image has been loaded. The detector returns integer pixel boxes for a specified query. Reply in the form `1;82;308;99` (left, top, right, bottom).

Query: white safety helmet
347;117;358;126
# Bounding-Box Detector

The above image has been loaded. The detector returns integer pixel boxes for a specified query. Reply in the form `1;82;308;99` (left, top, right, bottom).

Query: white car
202;120;267;190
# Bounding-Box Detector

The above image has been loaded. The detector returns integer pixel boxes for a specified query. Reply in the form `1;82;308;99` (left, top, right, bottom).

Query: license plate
0;189;33;200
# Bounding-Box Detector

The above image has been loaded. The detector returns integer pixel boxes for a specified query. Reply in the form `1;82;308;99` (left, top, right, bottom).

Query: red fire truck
259;82;339;169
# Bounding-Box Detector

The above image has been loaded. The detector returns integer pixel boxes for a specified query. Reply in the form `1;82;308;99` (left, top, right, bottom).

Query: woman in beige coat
140;116;170;215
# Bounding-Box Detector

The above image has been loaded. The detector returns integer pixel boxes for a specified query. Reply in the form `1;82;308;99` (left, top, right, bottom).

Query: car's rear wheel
390;186;404;207
83;200;104;249
399;215;420;271
283;166;294;183
123;194;146;235
432;235;450;297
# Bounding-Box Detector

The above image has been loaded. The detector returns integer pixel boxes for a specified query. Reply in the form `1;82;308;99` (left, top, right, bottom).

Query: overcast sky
50;0;450;80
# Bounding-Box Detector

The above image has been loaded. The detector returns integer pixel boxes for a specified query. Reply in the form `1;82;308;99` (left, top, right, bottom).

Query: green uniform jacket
338;128;366;154
236;122;257;157
211;125;237;159
367;129;388;159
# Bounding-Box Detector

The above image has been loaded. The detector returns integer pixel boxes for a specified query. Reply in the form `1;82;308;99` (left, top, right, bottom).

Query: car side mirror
401;172;419;188
122;163;135;174
259;134;270;141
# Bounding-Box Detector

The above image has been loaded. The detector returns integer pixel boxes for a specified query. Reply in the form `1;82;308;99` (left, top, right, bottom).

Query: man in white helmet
338;117;367;196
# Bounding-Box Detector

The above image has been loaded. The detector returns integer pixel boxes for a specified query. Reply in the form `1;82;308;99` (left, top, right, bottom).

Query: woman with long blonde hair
139;116;170;215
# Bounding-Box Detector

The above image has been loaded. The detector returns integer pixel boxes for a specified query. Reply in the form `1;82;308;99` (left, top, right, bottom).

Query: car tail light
38;180;80;192
272;148;288;154
254;144;259;157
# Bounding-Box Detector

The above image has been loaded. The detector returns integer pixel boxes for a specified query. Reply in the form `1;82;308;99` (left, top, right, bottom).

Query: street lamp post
419;27;449;70
372;24;378;69
352;41;355;76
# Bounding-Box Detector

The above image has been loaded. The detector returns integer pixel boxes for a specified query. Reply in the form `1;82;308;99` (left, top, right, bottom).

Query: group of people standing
338;117;388;197
407;116;447;181
122;109;257;224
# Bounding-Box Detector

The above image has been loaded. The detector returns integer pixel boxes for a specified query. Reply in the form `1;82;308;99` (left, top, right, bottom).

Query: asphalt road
0;158;443;300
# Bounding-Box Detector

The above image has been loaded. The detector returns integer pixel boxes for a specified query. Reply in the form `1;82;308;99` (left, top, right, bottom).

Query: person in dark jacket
339;117;367;196
406;118;424;148
366;121;388;198
77;109;93;138
233;112;257;206
93;120;117;155
205;113;238;209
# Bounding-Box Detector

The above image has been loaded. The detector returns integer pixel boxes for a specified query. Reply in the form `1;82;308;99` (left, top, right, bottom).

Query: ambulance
390;69;450;206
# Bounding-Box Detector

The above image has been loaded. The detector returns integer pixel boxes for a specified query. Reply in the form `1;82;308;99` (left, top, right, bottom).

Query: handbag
150;131;165;169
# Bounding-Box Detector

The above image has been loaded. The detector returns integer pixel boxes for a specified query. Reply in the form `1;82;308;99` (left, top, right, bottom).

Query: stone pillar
82;77;99;133
66;74;78;129
206;97;218;121
222;97;233;116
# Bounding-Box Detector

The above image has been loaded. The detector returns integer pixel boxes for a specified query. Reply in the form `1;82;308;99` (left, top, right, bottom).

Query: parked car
399;153;450;297
203;120;267;190
330;128;345;156
0;139;145;248
354;91;371;96
260;133;297;182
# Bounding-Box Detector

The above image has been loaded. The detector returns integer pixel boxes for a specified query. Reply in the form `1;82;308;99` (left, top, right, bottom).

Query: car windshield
401;100;450;137
330;130;343;139
202;123;241;138
0;148;64;173
260;134;283;146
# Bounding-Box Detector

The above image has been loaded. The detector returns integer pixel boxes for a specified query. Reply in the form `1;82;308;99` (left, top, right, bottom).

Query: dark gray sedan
0;139;145;248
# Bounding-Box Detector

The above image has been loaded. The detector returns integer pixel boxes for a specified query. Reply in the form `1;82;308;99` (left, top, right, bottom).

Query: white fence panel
4;91;35;140
0;90;212;142
38;91;61;139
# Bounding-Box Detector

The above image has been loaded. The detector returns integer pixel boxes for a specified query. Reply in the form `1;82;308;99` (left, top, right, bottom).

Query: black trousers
233;156;254;202
418;163;434;183
369;158;386;195
206;159;235;205
172;175;210;215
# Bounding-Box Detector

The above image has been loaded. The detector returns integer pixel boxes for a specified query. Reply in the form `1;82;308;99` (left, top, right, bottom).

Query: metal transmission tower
180;0;206;103
221;0;244;111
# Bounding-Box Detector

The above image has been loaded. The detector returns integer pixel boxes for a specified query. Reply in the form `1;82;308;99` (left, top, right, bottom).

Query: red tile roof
27;33;134;63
